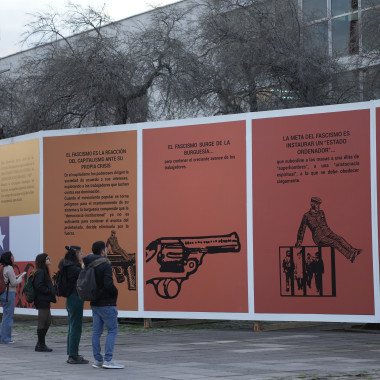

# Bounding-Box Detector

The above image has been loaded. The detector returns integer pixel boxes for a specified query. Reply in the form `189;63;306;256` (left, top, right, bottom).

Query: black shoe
35;344;53;352
67;355;89;364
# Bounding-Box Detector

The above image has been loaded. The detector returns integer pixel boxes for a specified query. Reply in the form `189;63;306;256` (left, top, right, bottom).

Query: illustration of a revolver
146;232;240;299
107;251;136;290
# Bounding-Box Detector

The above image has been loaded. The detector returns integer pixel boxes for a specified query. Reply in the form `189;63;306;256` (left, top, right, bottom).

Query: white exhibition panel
9;214;40;262
0;100;378;322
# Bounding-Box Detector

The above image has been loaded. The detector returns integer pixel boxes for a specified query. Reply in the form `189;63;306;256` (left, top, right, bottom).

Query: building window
332;70;361;102
304;21;329;54
362;8;380;53
361;0;380;9
331;0;358;17
332;13;359;55
302;0;327;21
363;65;380;100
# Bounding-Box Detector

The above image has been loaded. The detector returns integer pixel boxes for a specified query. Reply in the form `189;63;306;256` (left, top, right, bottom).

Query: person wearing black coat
58;245;89;365
33;253;56;352
83;241;124;369
83;254;118;308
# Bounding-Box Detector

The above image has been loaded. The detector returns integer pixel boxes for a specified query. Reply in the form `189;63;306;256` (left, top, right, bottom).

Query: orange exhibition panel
143;121;248;312
44;131;138;311
252;110;374;315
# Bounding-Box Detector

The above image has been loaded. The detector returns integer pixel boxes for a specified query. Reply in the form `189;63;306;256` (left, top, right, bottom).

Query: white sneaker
92;360;103;369
102;360;124;369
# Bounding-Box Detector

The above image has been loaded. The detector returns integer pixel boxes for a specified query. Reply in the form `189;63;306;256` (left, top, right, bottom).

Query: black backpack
53;266;72;297
76;258;108;301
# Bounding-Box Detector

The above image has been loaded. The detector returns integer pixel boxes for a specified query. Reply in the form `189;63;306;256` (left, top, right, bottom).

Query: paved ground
1;319;380;379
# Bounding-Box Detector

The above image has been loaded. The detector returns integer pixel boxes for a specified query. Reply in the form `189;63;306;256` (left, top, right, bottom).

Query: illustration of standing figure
311;252;324;295
106;230;136;290
294;250;304;290
295;197;361;263
305;253;314;289
282;250;294;292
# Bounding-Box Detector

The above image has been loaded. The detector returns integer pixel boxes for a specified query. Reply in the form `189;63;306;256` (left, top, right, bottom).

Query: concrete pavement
1;319;380;379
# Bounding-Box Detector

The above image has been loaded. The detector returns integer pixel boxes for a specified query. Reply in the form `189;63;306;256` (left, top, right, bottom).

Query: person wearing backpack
0;251;26;344
57;245;89;364
83;241;124;369
33;253;56;352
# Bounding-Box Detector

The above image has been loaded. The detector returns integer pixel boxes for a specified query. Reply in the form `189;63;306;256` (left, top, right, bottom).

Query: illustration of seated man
295;197;361;263
106;230;136;290
282;250;294;292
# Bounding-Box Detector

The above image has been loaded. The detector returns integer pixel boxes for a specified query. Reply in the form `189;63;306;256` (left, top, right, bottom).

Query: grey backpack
76;258;108;301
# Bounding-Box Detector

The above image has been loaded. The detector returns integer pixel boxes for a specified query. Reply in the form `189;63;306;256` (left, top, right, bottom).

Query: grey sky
0;0;179;58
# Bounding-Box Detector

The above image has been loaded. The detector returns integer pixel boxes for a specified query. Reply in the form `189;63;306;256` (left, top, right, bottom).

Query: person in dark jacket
83;241;124;369
33;253;56;352
58;245;89;364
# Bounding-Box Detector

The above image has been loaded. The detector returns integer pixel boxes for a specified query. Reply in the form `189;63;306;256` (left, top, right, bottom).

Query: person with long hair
33;253;56;352
0;251;26;343
58;245;89;364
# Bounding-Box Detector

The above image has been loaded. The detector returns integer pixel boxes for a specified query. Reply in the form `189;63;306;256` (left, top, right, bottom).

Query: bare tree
360;2;380;100
11;3;144;134
0;71;18;138
5;2;189;136
131;2;210;121
151;0;358;117
1;0;374;138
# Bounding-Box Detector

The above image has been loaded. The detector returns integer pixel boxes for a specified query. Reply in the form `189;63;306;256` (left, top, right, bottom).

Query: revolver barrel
179;232;241;253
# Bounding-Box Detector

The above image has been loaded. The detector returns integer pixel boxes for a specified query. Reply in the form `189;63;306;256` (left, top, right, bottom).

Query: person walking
33;253;56;352
0;251;26;343
58;245;89;364
83;241;124;369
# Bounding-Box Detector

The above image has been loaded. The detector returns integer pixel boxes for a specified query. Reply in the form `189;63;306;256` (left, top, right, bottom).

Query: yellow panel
0;139;39;216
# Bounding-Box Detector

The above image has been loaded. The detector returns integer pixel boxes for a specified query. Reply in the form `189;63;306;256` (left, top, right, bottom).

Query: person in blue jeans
83;240;124;369
0;251;26;343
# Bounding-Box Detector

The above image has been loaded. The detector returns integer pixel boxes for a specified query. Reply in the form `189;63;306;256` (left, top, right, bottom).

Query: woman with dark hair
33;253;56;352
58;245;88;364
0;251;26;343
